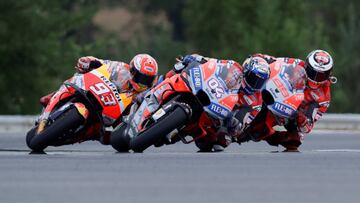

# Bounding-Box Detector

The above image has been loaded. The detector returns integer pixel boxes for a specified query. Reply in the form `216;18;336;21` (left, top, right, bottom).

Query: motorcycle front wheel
26;107;84;152
110;122;130;152
129;106;188;153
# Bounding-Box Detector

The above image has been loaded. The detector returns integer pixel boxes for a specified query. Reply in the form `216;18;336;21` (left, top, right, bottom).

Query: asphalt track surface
0;130;359;203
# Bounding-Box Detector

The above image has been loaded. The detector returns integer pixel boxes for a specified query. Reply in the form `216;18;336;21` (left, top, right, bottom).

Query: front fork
150;100;196;144
163;101;212;144
36;102;89;134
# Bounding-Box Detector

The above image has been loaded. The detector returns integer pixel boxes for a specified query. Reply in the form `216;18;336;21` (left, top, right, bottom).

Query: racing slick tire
130;106;188;153
26;108;84;152
110;123;130;152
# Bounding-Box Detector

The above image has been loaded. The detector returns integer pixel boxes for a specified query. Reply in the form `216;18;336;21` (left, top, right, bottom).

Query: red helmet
129;54;158;92
305;50;333;88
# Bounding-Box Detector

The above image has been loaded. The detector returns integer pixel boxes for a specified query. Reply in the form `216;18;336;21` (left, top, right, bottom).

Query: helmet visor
130;66;156;87
244;70;267;91
305;64;331;82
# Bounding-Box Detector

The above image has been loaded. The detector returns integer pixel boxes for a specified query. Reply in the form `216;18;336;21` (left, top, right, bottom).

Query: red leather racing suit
249;53;332;150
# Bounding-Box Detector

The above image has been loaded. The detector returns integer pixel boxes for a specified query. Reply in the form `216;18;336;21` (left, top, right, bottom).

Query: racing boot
282;131;302;152
264;131;301;152
212;134;231;152
213;144;225;152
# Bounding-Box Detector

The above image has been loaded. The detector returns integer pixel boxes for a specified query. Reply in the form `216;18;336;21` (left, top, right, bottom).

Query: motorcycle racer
167;54;270;151
40;54;158;105
39;54;159;144
246;50;336;151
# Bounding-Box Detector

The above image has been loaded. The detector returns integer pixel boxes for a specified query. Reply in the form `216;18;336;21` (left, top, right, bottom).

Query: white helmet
305;50;333;85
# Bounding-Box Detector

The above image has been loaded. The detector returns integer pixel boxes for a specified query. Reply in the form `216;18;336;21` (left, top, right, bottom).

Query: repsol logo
100;75;121;103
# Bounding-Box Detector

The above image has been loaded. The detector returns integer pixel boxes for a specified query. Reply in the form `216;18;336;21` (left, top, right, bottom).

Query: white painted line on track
313;149;360;153
310;130;360;135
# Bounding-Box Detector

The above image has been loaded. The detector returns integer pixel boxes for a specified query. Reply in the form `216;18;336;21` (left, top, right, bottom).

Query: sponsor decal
207;78;225;99
243;95;253;105
310;91;320;101
273;78;290;97
100;75;122;104
269;87;279;99
319;101;330;108
272;102;295;117
191;67;203;91
152;108;166;121
144;66;154;73
295;94;304;101
154;83;172;101
253;105;262;112
207;102;230;119
314;52;330;65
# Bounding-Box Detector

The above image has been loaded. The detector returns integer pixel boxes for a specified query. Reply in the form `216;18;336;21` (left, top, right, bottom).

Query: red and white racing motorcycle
26;65;133;152
239;60;307;143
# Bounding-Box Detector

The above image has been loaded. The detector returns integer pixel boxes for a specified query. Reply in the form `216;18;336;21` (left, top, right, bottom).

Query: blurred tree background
0;0;359;114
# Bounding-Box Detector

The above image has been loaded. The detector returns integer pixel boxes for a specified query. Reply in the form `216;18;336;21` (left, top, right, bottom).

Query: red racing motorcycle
111;60;242;152
239;60;306;144
26;65;133;152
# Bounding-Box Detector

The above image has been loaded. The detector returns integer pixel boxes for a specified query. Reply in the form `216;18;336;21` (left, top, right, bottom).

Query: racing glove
133;89;150;104
75;56;102;73
182;55;197;66
226;116;243;138
174;54;208;73
296;111;312;133
173;55;196;73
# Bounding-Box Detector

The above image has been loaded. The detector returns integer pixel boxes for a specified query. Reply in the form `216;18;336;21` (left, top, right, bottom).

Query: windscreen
280;64;306;91
216;63;242;90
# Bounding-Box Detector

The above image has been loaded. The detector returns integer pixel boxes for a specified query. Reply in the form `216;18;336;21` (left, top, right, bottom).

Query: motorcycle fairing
266;62;305;119
187;61;238;120
42;65;131;126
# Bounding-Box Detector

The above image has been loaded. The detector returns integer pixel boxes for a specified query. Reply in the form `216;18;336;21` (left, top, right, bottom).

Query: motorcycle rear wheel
26;108;84;152
130;106;188;153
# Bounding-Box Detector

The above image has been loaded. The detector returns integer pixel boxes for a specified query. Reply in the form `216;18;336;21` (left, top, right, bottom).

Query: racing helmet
241;56;270;95
305;50;333;88
129;54;158;92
